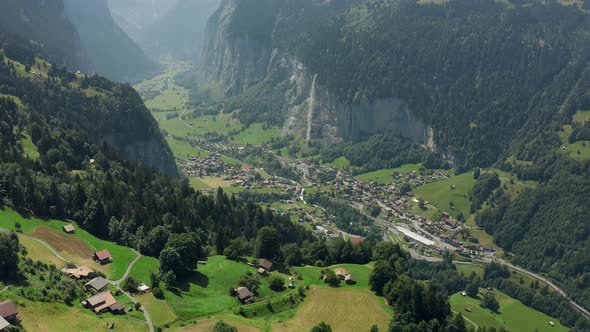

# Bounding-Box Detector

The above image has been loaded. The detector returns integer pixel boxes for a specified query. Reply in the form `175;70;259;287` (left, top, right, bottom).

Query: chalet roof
109;302;125;312
236;287;252;300
334;268;349;276
86;293;107;307
0;316;9;330
0;300;17;318
63;224;75;233
66;265;94;279
345;274;356;281
257;258;273;270
94;250;111;261
85;277;109;291
93;292;117;313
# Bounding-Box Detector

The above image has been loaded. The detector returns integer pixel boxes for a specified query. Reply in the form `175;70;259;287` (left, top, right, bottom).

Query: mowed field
0;208;136;280
450;290;568;332
273;287;391;332
412;171;476;219
176;317;262;332
19;301;146;332
18;237;66;269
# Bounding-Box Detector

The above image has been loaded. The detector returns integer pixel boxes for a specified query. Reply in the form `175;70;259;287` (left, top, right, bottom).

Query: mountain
138;0;221;61
202;0;590;166
108;0;220;62
63;0;160;82
0;0;92;72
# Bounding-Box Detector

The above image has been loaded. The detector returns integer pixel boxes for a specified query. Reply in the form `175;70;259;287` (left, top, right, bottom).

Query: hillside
63;0;160;82
0;0;92;72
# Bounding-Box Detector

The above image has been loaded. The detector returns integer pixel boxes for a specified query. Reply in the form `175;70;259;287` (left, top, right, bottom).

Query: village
176;146;496;261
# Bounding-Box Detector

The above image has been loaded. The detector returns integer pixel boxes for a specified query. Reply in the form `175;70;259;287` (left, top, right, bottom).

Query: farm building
235;287;253;303
63;224;75;233
345;274;356;284
334;268;349;280
257;258;273;271
257;267;267;276
65;265;94;279
93;250;112;265
85;277;109;293
0;300;20;325
137;284;151;294
0;316;9;331
84;291;125;315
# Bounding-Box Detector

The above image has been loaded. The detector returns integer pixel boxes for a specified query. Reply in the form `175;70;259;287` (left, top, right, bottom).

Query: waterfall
306;74;318;142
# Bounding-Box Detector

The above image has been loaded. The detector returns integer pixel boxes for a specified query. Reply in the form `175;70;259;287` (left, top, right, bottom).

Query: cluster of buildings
236;259;275;304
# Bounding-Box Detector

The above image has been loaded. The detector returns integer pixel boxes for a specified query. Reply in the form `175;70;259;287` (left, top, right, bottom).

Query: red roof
0;300;17;318
351;236;365;244
95;250;111;261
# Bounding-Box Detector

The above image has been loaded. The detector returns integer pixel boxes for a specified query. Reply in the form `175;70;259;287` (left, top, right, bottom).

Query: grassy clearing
19;133;40;160
189;177;211;190
450;290;568;332
330;156;351;168
573;110;590;124
356;164;423;184
388;232;409;251
558;122;590;161
19;237;66;269
0;208;135;280
137;293;178;327
233;123;280;145
17;300;146;332
0;93;23;108
272;287;391;332
129;256;159;284
412;172;476;219
163;256;258;320
293;263;373;290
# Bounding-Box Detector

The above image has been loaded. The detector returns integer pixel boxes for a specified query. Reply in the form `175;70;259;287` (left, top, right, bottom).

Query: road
0;227;154;332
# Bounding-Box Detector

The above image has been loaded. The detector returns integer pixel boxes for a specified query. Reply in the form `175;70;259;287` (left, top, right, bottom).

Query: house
345;274;356;285
0;316;9;331
257;267;267;276
0;300;20;324
84;291;125;315
235;287;253;303
63;224;75;233
85;277;109;293
65;265;94;279
136;284;151;294
334;268;349;280
93;250;112;265
257;258;273;271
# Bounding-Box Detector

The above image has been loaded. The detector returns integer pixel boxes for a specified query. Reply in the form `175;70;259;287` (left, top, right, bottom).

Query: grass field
164;256;268;320
0;208;136;280
137;292;178;327
17;300;147;332
176;317;263;332
293;263;373;291
330;156;351;168
19;133;40;160
129;256;160;284
19;237;66;269
272;287;391;332
450;290;568;332
233;123;280;145
412;171;476;219
388;232;409;251
356;164;423;184
558;112;590;161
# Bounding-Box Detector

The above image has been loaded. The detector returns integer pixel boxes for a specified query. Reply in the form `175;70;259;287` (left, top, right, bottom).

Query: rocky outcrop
202;0;433;146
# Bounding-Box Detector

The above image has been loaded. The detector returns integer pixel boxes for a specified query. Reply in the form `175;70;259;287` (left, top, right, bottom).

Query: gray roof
85;277;109;291
86;293;106;307
236;287;252;300
0;300;17;318
0;316;9;330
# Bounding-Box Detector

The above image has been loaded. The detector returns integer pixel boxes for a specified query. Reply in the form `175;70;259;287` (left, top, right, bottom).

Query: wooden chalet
257;258;273;271
84;291;125;315
65;265;94;279
0;300;20;325
85;277;109;293
93;250;112;265
235;287;253;303
63;224;75;233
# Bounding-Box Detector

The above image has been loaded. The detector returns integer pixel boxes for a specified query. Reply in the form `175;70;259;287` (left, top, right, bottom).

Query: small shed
236;287;253;303
257;268;267;276
63;224;75;233
257;258;273;271
334;268;349;280
136;284;151;294
345;274;356;285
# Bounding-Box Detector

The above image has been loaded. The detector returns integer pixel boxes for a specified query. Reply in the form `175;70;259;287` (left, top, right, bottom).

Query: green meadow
450;290;568;332
412;171;476;219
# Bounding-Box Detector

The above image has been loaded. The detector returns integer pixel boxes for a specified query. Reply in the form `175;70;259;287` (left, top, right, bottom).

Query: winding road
0;227;154;332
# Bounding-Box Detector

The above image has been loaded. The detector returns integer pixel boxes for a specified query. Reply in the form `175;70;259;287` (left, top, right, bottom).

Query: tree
465;281;479;298
254;226;280;260
152;287;165;300
418;198;426;210
310;321;332;332
159;232;204;280
369;261;395;295
0;232;20;280
150;271;160;288
269;274;285;291
323;270;340;287
481;292;500;312
123;276;140;292
212;320;237;332
370;325;379;332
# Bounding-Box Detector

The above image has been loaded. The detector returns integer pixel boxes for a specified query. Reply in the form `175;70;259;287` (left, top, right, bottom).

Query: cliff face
63;0;160;82
0;0;92;72
202;1;431;145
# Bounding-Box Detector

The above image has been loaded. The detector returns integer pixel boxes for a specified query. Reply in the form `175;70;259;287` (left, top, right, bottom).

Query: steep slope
63;0;160;82
107;0;178;42
138;0;221;61
0;0;92;72
202;0;590;166
0;34;176;177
